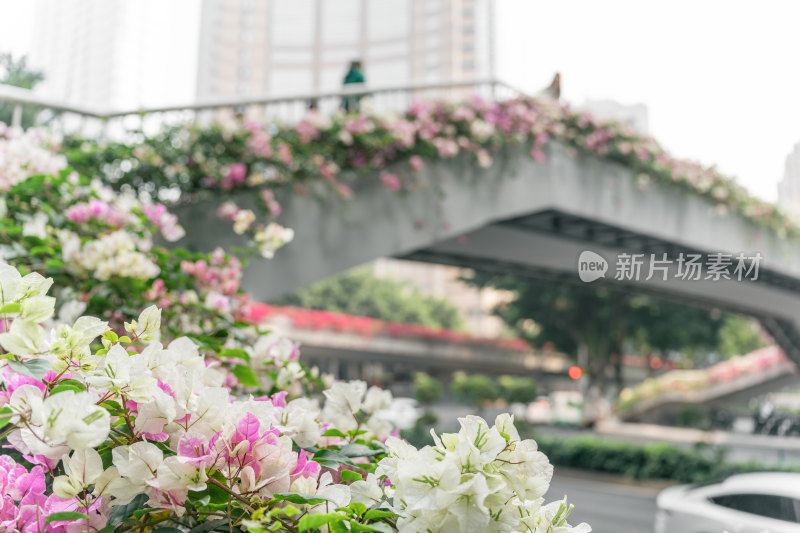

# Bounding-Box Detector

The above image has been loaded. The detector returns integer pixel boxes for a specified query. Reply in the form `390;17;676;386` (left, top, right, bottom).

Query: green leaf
45;258;65;269
0;406;11;430
29;246;54;256
349;523;387;533
340;469;363;482
330;521;349;533
363;509;395;520
340;443;381;457
0;302;21;314
45;512;90;525
298;513;346;532
188;490;211;507
49;383;83;395
21;235;46;248
349;502;367;517
188;519;229;532
54;378;86;390
207;479;230;504
312;449;354;468
359;522;394;533
271;492;331;505
107;493;148;526
152;529;185;533
219;347;250;362
322;428;347;438
100;400;123;415
7;358;52;380
232;364;258;387
281;505;302;517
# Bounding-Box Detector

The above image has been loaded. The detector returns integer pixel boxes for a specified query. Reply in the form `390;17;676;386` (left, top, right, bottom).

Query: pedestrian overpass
176;140;800;366
5;79;800;368
617;346;799;422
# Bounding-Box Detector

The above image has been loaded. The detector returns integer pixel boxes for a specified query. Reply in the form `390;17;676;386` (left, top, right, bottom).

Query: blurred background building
196;0;495;100
372;258;510;337
778;142;800;217
28;0;200;110
26;0;495;109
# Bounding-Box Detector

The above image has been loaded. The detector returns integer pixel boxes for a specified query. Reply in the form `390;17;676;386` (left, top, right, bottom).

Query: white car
655;473;800;533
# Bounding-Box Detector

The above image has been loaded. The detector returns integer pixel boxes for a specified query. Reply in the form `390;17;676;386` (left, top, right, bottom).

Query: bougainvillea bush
0;128;589;531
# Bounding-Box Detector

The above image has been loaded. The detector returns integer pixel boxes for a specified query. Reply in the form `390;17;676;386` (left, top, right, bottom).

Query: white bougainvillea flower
88;344;159;403
275;361;305;390
21;212;48;239
20;271;54;298
518;498;591;533
50;315;109;372
20;295;55;323
147;455;208;492
349;473;385;507
46;391;111;449
7;383;44;424
252;333;299;366
133;387;177;437
306;472;351;515
281;397;321;448
52;448;105;498
448;473;492;531
24;390;110;455
322;380;367;431
254;222;294;259
111;441;164;503
0;261;23;304
0;319;45;355
125;304;161;340
362;385;392;414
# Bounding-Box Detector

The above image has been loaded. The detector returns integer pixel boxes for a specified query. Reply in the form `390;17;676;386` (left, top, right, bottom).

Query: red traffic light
568;366;582;380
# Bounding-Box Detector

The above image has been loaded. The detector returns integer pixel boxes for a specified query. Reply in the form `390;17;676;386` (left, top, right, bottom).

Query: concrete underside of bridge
176;142;800;364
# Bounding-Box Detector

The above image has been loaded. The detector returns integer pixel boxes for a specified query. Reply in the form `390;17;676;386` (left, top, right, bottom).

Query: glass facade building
196;0;495;99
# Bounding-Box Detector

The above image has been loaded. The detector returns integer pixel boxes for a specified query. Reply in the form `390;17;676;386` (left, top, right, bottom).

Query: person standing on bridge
341;59;365;112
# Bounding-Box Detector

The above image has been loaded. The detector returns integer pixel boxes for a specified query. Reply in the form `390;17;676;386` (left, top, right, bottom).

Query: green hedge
536;435;800;484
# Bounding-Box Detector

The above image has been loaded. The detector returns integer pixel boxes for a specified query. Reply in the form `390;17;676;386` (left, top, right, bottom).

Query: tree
623;296;725;383
412;372;444;405
465;272;727;395
716;315;766;359
452;372;500;407
276;267;465;330
0;53;45;128
499;375;538;404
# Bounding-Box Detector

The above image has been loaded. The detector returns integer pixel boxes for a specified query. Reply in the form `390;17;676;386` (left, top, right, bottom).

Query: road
548;473;661;533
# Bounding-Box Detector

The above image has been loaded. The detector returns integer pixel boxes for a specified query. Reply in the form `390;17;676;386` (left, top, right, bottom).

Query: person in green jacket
341;60;365;112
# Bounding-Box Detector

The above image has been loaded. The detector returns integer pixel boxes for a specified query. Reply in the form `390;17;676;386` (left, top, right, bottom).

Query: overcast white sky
496;0;800;202
1;0;798;201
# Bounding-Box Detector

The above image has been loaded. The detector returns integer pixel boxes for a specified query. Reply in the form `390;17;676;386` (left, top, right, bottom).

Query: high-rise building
28;0;201;110
196;0;495;100
778;143;800;216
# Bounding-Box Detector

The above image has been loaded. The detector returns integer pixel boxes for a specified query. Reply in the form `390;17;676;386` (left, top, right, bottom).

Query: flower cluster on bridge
617;345;788;413
63;94;800;245
0;121;588;530
247;303;529;350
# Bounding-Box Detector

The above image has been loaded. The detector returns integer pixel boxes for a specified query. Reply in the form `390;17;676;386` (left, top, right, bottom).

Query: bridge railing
0;78;525;139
